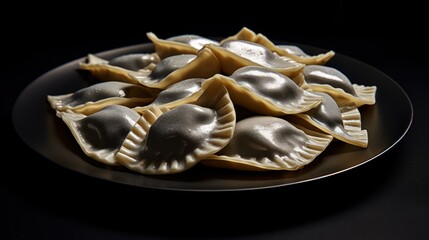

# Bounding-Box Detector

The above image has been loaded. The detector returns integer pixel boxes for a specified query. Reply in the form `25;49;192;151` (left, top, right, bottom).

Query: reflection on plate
12;43;413;191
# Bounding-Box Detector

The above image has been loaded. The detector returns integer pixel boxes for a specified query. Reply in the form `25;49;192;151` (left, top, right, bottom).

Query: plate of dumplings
13;27;413;191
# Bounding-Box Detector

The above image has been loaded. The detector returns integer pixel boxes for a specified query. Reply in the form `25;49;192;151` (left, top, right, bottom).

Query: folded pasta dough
58;105;140;165
133;78;205;114
289;92;368;148
79;53;160;84
205;40;303;76
116;81;235;174
130;48;221;89
222;27;335;65
296;65;377;107
205;116;333;171
48;81;156;115
148;32;219;59
202;66;322;116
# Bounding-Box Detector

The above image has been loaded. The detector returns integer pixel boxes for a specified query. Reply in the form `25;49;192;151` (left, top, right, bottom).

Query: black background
3;2;428;239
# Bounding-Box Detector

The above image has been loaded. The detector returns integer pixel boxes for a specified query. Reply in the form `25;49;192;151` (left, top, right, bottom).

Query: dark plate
12;43;413;191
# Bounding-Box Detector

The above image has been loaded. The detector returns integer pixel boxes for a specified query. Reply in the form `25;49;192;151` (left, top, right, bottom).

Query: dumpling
202;66;322;116
221;27;335;65
133;78;205;114
136;54;196;81
205;116;333;171
130;48;221;89
149;78;204;105
205;40;304;76
116;81;236;174
47;81;157;115
147;32;219;59
109;53;160;71
58;105;140;165
79;53;160;84
278;45;310;57
296;65;377;106
288;92;368;148
167;35;219;49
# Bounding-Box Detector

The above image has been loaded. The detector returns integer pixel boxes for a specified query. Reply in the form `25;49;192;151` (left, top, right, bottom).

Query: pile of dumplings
48;27;376;175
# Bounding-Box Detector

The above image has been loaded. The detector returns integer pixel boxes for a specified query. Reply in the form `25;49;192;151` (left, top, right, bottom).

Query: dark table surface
2;4;428;239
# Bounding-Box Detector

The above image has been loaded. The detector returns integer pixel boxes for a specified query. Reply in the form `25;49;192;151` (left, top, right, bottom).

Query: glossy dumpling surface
205;40;303;76
298;65;377;106
151;78;204;105
109;53;160;71
116;81;235;174
206;116;332;171
148;32;219;59
221;41;293;68
130;48;221;89
59;105;140;165
221;27;335;65
291;92;368;148
133;78;205;114
79;53;159;84
48;81;155;114
202;66;322;115
278;45;309;57
168;35;219;49
149;54;196;80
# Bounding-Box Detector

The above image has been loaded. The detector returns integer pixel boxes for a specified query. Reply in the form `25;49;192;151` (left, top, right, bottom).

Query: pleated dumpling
221;27;335;65
130;48;221;89
48;81;156;115
289;92;368;148
133;78;205;114
58;105;140;165
205;40;303;76
148;32;219;59
202;66;322;116
205;116;333;171
79;53;160;84
296;65;377;106
116;81;236;174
